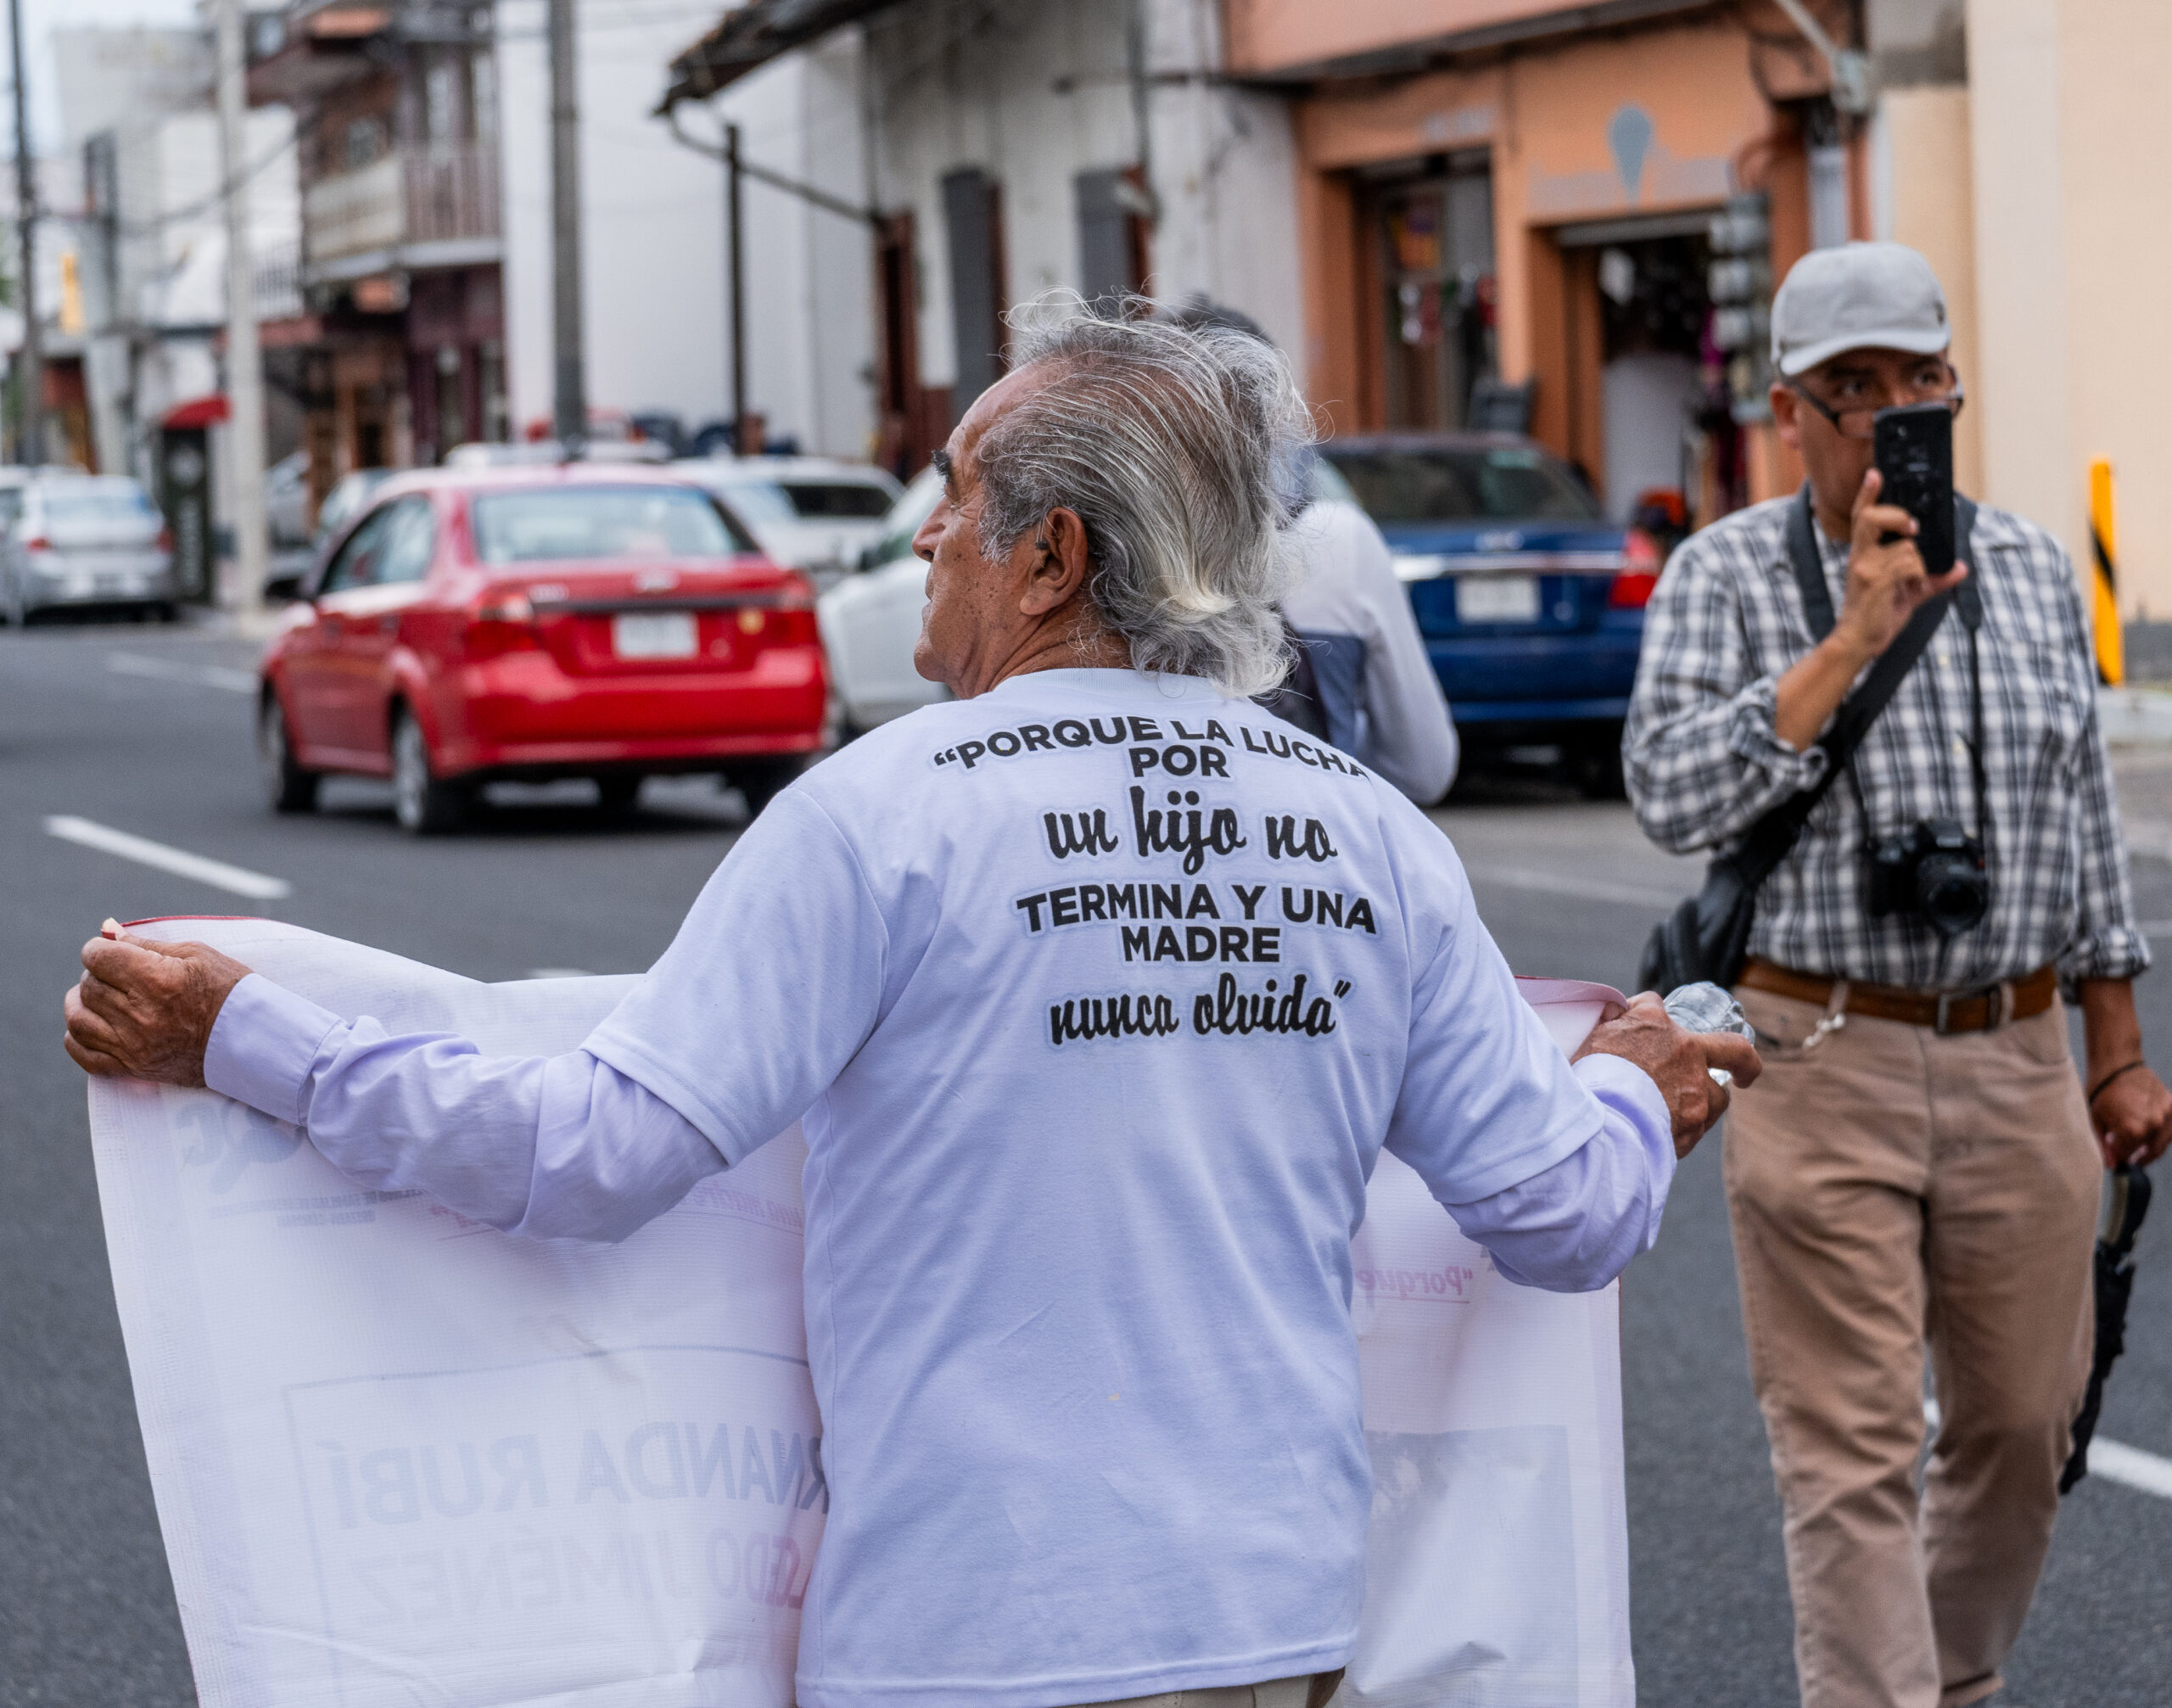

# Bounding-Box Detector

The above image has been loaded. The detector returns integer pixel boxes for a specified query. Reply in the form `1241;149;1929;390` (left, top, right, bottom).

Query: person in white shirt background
1162;296;1461;807
63;304;1753;1708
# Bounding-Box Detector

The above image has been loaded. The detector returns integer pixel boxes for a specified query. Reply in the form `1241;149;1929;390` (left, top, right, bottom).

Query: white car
1;474;177;624
679;456;902;589
816;463;946;735
814;459;1359;738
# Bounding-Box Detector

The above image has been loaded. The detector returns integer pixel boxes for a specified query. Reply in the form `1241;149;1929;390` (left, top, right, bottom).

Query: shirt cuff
1571;1051;1677;1186
203;973;346;1128
1727;674;1829;788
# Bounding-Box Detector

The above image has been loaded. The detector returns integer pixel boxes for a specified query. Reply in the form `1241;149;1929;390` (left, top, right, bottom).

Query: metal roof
658;0;894;112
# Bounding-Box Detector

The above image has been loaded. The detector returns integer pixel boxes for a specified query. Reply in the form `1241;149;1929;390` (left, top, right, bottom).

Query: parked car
816;457;1364;739
816;462;945;734
1;473;177;624
265;450;313;547
679;456;904;588
1318;433;1659;792
256;464;826;833
264;468;402;602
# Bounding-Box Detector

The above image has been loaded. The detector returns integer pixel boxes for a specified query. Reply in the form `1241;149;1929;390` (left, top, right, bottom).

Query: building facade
248;0;507;508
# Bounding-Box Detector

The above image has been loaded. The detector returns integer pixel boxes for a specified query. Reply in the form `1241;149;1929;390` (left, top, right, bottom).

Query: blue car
1318;433;1660;794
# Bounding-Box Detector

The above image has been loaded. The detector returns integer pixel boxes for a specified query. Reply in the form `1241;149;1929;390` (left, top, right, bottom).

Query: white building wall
856;0;1306;413
497;0;875;456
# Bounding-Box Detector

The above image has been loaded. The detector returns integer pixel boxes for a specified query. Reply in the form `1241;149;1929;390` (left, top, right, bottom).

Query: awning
658;0;894;112
162;395;231;430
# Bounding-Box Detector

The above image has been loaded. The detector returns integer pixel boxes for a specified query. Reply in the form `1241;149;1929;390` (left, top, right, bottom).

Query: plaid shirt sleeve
1623;515;1827;854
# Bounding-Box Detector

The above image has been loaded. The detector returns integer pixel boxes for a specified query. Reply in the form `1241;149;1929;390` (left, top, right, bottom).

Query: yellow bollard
2090;459;2125;687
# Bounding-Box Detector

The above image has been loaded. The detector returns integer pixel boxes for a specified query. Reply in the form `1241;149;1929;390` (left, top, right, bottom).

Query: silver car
1;475;177;624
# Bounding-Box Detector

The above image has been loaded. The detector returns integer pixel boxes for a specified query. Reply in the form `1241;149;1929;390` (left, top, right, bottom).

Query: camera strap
1780;484;1978;789
1785;484;1987;843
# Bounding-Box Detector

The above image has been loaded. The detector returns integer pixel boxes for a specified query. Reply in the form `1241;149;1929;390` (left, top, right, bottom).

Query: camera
1867;818;1990;937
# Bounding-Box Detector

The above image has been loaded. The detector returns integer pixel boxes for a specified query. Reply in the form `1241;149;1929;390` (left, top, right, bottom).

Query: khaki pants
1727;987;2100;1708
1072;1673;1339;1708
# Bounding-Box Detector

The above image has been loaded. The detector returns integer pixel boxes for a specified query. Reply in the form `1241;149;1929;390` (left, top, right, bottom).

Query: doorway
1361;154;1497;432
1554;214;1746;532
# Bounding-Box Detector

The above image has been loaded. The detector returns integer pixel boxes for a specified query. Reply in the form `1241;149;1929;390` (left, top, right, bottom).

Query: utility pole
7;0;41;466
216;0;266;607
547;0;585;448
725;121;745;451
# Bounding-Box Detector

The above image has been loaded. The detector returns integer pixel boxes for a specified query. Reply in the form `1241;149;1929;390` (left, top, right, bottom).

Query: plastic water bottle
1663;981;1755;1086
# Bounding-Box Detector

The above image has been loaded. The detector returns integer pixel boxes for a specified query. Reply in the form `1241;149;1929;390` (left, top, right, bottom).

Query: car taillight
467;591;540;658
1609;527;1663;608
22;535;50;552
156;527;174;552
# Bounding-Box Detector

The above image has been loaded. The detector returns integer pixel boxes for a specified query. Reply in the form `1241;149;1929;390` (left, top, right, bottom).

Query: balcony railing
303;143;501;268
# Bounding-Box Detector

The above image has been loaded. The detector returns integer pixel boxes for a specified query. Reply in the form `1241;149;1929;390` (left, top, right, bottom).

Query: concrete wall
859;0;1304;407
1870;86;1982;497
496;0;876;456
1966;0;2172;614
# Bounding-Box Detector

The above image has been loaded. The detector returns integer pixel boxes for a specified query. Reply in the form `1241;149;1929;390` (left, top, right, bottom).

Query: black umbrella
2061;1162;2152;1495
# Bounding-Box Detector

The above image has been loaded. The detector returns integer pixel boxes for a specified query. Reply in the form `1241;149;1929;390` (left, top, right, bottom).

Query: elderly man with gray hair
64;307;1751;1708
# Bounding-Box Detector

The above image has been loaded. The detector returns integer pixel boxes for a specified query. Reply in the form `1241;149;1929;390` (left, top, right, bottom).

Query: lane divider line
1926;1397;2172;1500
44;816;292;901
106;652;257;695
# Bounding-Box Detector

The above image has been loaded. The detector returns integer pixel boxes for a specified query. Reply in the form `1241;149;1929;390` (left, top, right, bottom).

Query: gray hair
971;296;1316;697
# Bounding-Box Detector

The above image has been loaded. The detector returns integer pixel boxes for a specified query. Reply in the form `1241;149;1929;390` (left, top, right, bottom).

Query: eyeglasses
1787;366;1967;442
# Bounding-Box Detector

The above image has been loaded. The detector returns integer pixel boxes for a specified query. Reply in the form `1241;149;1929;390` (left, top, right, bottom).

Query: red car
257;463;826;832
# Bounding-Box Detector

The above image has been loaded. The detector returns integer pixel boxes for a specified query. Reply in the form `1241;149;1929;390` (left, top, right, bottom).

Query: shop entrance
1360;154;1497;432
1552;212;1746;538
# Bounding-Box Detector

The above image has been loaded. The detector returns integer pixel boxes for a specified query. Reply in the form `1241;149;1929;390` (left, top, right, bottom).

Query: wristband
2088;1059;2148;1106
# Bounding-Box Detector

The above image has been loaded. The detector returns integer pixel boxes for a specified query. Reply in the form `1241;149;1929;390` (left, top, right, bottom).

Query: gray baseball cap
1770;242;1950;376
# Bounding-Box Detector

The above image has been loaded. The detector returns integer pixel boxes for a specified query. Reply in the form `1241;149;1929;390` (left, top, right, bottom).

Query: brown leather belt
1740;957;2057;1035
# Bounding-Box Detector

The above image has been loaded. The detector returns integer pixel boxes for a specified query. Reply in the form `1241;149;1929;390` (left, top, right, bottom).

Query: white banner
87;917;1631;1708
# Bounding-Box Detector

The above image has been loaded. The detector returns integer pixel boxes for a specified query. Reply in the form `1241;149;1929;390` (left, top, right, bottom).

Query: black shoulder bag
1637;487;1979;995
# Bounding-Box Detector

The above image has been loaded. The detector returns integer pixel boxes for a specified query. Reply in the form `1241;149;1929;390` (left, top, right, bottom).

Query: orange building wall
1288;11;1839;503
1225;0;1637;76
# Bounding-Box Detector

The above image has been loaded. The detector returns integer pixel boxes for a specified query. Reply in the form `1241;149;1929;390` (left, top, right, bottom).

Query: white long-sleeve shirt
205;668;1668;1708
1281;499;1460;805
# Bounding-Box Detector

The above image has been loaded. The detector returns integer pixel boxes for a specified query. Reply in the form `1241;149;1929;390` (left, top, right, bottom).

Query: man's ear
1019;507;1093;617
1769;382;1802;454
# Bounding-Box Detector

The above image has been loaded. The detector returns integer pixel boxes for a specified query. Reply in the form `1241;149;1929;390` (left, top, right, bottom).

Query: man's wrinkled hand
1574;992;1762;1158
63;929;253;1087
1833;467;1968;662
2091;1062;2172;1168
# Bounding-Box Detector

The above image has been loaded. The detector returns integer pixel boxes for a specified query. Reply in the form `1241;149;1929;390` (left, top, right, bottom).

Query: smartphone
1873;402;1956;576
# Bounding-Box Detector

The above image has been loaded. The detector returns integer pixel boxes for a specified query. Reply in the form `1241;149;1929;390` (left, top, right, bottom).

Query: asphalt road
6;619;2172;1705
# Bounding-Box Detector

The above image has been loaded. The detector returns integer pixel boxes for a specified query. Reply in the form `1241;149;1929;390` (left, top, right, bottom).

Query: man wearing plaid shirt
1626;242;2172;1708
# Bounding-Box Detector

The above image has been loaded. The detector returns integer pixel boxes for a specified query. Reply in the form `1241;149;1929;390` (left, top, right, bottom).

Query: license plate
1454;574;1540;624
612;611;698;658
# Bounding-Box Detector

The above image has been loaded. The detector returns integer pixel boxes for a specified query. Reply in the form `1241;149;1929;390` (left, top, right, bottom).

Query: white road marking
523;968;591;980
107;652;258;694
44;816;291;900
1465;864;1684;910
1926;1397;2172;1500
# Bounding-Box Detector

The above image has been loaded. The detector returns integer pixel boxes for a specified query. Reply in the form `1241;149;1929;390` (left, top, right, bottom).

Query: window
778;481;897;520
941;167;1006;421
40;483;160;525
1321;445;1602;524
319;503;396;592
377;498;438;585
344;116;388;171
856;464;942;570
468;486;755;564
425;58;460;147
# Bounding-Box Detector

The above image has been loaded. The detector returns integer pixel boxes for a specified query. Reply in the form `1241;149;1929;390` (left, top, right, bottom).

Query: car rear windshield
1322;445;1602;524
469;486;754;563
780;481;893;519
42;484;160;525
